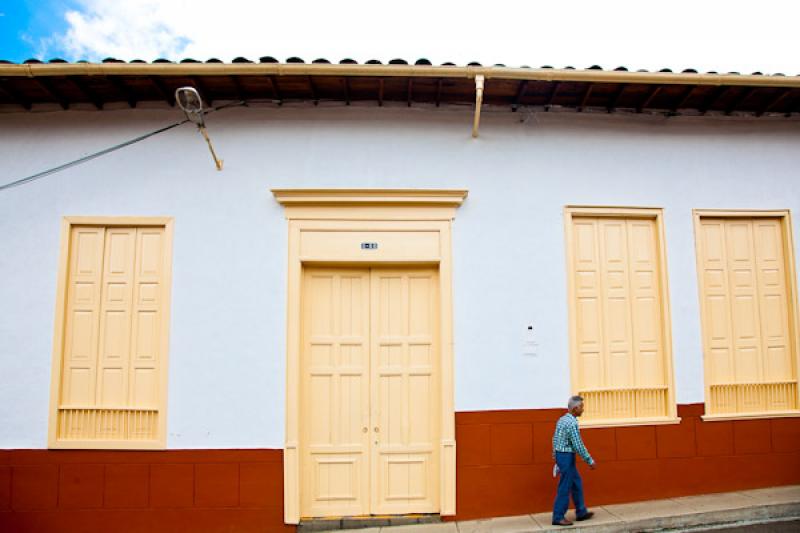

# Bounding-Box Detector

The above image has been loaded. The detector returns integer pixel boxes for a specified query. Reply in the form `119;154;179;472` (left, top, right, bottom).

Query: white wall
1;104;798;449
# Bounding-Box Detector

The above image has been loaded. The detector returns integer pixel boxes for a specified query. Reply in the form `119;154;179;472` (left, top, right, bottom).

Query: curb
546;502;800;532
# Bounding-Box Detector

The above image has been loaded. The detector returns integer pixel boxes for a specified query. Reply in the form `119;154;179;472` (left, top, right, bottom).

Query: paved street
707;519;800;532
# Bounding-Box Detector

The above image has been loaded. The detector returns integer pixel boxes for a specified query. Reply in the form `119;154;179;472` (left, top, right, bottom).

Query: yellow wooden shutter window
569;214;672;423
55;224;167;445
697;217;798;416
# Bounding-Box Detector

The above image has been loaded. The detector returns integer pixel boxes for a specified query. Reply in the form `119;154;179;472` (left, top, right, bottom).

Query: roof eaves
1;62;799;89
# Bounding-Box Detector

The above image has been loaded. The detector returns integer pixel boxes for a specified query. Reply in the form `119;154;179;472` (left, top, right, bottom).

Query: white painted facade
1;105;798;449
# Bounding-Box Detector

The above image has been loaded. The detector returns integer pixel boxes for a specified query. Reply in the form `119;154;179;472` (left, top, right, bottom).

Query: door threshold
298;514;441;531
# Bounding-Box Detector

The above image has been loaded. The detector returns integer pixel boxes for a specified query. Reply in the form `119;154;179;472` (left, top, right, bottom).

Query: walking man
552;395;595;526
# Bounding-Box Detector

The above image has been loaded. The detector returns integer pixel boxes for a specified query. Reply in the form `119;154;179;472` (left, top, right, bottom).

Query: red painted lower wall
454;403;800;520
0;449;292;533
2;404;799;532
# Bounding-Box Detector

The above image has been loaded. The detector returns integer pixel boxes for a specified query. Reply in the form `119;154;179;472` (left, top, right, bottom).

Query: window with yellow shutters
694;212;800;419
564;207;678;426
49;218;173;449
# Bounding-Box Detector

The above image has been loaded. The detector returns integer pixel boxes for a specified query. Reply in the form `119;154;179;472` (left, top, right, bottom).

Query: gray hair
567;396;584;410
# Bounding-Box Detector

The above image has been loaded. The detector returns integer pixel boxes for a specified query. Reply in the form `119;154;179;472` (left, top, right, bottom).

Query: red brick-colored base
454;403;800;520
2;404;799;532
0;449;292;533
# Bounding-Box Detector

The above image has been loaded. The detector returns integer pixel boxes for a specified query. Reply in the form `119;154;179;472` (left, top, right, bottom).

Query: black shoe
576;511;594;521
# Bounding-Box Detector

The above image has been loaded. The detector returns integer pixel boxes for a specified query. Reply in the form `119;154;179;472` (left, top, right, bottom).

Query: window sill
701;410;800;422
49;439;165;450
579;416;681;429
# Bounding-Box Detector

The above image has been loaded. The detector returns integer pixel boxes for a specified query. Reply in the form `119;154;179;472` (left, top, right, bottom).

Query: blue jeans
552;451;588;522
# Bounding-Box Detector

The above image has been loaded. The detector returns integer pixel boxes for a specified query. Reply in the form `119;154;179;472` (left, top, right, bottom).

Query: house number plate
361;242;378;250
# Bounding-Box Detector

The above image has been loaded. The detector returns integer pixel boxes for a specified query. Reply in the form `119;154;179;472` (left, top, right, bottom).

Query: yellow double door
300;267;440;518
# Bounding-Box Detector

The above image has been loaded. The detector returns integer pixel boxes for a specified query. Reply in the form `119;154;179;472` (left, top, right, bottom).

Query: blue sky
1;0;799;73
1;1;75;62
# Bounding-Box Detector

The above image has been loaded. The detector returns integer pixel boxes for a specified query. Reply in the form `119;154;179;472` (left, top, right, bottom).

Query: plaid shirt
552;413;594;465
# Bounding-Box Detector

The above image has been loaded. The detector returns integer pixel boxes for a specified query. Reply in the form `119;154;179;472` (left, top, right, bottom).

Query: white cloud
46;0;800;74
56;1;188;60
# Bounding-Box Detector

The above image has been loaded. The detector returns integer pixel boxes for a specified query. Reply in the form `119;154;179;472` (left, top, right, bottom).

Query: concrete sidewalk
338;485;800;532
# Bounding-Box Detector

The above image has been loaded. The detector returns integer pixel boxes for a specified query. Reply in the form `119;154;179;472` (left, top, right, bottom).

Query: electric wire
0;100;244;193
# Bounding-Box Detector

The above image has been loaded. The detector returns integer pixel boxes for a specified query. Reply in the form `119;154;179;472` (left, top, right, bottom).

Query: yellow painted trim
3;63;800;89
275;190;464;524
276;206;461;222
272;189;468;208
563;206;678;425
47;218;72;449
692;209;792;217
47;439;164;450
692;212;714;422
63;216;174;226
48;216;174;450
692;209;800;418
580;417;681;429
701;410;800;422
564;205;665;217
159;219;174;449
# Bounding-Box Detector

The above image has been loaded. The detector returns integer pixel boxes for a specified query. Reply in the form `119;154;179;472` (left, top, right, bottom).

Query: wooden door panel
300;267;440;517
301;268;370;517
371;269;439;515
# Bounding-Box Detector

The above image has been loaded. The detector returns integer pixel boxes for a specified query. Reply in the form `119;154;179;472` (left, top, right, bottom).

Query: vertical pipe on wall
472;75;484;138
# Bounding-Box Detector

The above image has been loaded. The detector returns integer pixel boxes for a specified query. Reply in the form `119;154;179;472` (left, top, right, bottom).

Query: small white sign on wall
523;325;539;356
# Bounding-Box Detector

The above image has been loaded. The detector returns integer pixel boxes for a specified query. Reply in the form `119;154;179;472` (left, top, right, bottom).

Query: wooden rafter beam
699;86;730;115
34;77;69;109
149;76;174;106
230;75;247;103
306;75;318;105
512;80;528;111
0;78;32;110
435;78;442;107
0;84;14;104
343;77;351;106
671;85;696;113
544;82;561;111
725;87;756;115
636;85;662;113
578;83;593;112
266;75;283;104
756;88;792;116
190;76;212;106
378;78;384;107
67;75;103;109
407;78;413;107
107;76;137;108
607;84;628;112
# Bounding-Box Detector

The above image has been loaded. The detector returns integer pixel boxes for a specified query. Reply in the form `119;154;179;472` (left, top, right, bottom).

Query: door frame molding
273;189;467;524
